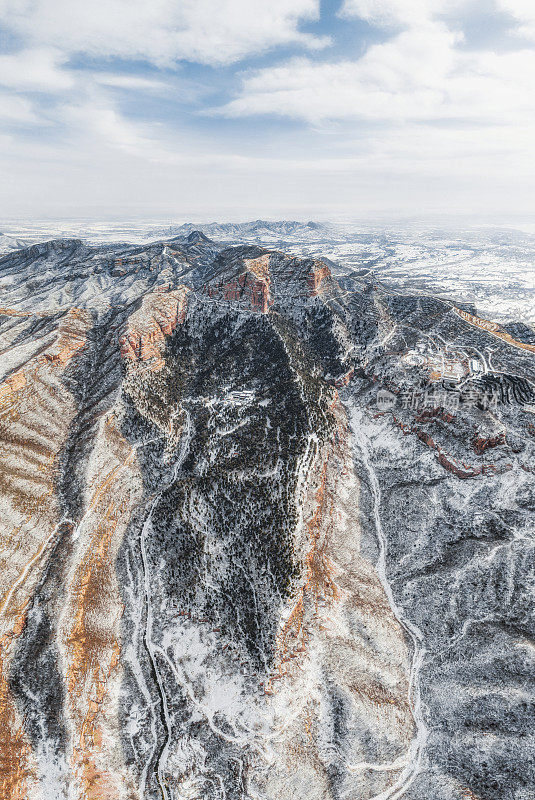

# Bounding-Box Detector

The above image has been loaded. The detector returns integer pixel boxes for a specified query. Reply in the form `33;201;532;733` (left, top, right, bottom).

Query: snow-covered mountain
0;231;534;800
0;232;32;253
146;219;327;241
2;219;534;325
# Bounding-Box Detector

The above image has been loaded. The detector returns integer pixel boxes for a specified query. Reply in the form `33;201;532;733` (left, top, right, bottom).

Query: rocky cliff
0;233;533;800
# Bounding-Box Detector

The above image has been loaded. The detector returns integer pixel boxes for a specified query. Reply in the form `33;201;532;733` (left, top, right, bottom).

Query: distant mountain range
143;219;328;242
3;218;533;326
0;232;31;253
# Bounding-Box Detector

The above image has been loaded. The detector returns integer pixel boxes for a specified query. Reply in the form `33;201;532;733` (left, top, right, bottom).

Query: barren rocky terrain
0;229;533;800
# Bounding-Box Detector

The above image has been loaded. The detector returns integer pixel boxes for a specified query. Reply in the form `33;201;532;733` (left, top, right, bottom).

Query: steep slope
0;236;533;800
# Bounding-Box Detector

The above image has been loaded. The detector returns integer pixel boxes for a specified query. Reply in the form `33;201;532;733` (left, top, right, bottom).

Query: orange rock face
454;307;535;353
472;433;506;454
262;397;415;795
205;272;272;313
119;287;189;370
0;613;35;800
333;368;354;388
0;308;89;421
1;233;527;800
388;413;513;479
60;433;141;800
204;255;273;313
0;307;92;798
202;253;334;308
306;263;331;296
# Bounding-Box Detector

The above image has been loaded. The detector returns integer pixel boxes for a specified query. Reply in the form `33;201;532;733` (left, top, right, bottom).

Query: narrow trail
139;408;193;800
350;406;428;800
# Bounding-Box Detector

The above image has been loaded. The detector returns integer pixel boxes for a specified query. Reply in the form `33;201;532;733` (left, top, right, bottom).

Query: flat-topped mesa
119;287;189;370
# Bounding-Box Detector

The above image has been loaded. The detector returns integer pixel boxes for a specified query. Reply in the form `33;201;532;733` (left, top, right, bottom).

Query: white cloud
218;13;535;127
343;0;535;44
64;101;160;159
0;0;533;219
340;0;438;27
0;93;38;124
211;2;535;213
339;0;471;28
0;0;328;66
217;24;461;122
0;48;73;92
496;0;535;40
93;75;169;93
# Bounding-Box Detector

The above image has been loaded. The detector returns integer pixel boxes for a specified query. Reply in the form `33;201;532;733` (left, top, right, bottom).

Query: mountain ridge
0;235;533;799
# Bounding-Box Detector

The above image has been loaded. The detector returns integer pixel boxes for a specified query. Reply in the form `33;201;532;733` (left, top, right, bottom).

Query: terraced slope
0;234;533;800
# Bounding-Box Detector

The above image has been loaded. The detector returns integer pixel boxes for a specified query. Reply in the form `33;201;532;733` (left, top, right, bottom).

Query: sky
0;0;534;221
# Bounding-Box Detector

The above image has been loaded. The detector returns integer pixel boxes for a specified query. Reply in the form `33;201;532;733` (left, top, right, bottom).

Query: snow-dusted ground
1;219;534;325
277;225;535;328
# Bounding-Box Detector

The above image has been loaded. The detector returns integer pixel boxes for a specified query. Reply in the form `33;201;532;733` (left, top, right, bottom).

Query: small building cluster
402;343;484;382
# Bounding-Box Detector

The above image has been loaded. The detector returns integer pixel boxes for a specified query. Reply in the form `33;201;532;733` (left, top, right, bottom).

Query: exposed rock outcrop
0;235;533;800
119;288;189;370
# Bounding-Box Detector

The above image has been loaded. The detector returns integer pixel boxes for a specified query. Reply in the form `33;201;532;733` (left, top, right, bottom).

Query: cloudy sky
0;0;534;220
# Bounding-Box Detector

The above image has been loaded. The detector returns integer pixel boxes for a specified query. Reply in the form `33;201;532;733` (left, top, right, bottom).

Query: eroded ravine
349;406;427;800
0;234;533;800
139;409;193;800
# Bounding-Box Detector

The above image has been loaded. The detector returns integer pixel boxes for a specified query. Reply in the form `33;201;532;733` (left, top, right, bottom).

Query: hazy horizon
2;213;535;235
